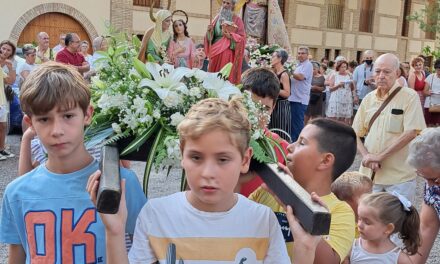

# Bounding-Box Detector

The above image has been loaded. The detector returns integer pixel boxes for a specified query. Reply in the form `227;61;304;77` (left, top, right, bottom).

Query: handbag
4;85;14;102
429;105;440;112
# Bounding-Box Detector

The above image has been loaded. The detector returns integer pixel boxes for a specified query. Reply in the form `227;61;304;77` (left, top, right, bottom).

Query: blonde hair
360;192;421;255
411;57;424;67
20;62;91;116
331;171;372;201
177;97;251;156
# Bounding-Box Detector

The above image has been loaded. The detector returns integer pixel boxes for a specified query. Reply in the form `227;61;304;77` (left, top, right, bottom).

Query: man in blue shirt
289;46;313;142
352;50;376;109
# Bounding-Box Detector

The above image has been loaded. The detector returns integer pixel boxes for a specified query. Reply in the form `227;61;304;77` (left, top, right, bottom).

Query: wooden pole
210;0;213;22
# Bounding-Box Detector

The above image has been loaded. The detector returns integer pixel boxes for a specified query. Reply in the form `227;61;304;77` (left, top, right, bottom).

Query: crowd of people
0;0;439;263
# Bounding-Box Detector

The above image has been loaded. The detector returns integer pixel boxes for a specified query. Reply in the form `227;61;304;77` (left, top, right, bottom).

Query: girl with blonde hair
348;192;420;264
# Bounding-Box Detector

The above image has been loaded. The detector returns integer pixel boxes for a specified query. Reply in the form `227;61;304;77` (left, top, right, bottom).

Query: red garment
425;108;440;125
204;15;246;84
240;130;289;197
55;48;85;67
414;73;426;91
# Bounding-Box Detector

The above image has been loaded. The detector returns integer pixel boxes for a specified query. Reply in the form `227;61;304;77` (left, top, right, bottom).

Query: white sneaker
0;149;14;158
0;154;6;161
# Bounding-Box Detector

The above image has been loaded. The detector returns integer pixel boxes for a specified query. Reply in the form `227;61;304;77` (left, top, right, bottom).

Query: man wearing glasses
55;33;90;74
35;32;53;64
289;46;313;142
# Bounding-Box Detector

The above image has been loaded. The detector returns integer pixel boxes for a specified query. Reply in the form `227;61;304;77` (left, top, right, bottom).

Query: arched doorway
17;12;92;53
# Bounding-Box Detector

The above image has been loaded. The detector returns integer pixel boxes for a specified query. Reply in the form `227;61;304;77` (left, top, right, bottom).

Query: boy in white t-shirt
88;97;291;263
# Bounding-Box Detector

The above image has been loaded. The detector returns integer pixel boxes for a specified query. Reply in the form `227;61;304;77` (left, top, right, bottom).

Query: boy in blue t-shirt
0;62;146;263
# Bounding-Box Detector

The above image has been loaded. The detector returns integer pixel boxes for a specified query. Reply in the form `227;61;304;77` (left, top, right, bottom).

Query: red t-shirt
239;129;290;197
55;48;85;67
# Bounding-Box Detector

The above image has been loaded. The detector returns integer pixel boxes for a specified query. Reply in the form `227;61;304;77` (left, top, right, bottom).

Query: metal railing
359;9;374;32
327;4;344;29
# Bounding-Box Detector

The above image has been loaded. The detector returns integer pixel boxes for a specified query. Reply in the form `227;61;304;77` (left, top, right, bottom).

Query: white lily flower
185;68;208;80
202;73;241;101
139;62;191;99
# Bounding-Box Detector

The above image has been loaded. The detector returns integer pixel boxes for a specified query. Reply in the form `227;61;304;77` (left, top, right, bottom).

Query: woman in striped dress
268;48;292;142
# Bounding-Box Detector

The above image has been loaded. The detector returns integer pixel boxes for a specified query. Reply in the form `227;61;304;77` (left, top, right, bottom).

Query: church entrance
17;12;92;53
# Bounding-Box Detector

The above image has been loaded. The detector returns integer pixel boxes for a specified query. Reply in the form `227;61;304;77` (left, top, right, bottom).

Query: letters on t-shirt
24;208;103;263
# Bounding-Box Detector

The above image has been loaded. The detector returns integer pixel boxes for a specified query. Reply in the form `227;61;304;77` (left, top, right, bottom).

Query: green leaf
114;45;126;57
250;140;274;163
120;122;159;156
147;53;156;62
96;50;110;56
133;58;151;79
132;35;141;49
265;136;288;165
92;78;106;90
260;136;278;162
143;126;166;194
107;46;114;57
102;130;130;146
220;63;233;78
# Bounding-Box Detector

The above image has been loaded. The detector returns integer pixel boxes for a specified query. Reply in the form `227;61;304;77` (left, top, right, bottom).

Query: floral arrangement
159;44;171;64
246;37;296;73
86;35;287;193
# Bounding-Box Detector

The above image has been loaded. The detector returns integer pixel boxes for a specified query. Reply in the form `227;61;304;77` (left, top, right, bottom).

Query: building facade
1;0;437;62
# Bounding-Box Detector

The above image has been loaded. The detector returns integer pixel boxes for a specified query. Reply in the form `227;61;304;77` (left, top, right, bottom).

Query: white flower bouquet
86;35;287;193
246;37;296;74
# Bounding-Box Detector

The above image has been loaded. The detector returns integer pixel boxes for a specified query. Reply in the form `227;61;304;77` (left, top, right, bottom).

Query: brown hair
411;57;424;67
335;60;348;71
331;171;372;201
177;97;251;156
20;62;91;116
360;192;421;255
309;118;357;180
0;40;16;60
241;67;280;105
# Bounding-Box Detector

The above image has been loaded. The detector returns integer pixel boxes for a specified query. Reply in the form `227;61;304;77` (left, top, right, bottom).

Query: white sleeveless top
350;238;401;264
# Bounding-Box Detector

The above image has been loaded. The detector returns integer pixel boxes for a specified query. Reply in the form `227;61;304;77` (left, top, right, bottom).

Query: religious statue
243;0;268;44
138;0;172;64
205;0;246;84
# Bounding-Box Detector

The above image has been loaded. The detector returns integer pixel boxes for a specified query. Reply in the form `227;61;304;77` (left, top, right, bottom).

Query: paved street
0;134;439;263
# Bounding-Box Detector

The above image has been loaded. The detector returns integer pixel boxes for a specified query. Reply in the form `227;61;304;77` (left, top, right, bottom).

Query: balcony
359;9;374;33
327;4;344;29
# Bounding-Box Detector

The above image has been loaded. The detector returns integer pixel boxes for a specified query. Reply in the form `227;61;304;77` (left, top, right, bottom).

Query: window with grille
327;1;344;29
359;0;375;33
401;0;411;37
133;0;160;7
425;0;437;40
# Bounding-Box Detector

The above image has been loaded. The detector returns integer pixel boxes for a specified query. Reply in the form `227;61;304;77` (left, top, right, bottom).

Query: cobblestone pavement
1;134;439;263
